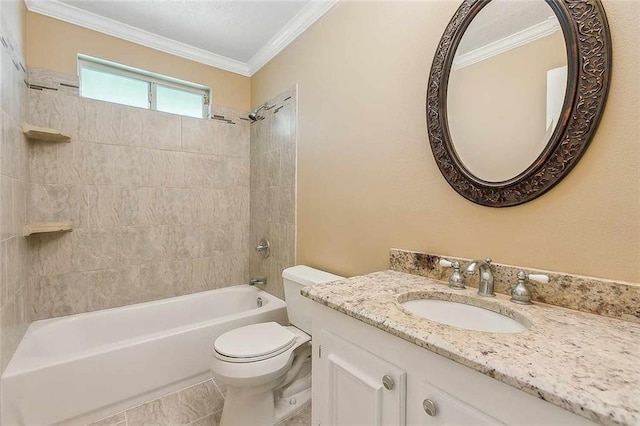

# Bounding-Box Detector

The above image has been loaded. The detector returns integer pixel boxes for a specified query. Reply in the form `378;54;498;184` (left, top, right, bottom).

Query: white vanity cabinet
311;303;595;426
315;329;406;425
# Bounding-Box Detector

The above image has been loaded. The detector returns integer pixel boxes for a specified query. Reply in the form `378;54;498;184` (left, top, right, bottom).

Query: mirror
448;0;567;182
427;0;611;207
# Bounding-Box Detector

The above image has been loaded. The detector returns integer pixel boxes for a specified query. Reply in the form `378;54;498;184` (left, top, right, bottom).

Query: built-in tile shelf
23;123;71;142
23;221;73;237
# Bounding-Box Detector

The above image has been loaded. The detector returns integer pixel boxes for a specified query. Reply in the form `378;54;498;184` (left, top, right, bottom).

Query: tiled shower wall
26;80;250;320
249;87;297;299
0;2;31;374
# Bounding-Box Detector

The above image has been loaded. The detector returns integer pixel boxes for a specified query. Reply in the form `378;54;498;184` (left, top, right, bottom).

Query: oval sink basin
400;299;527;333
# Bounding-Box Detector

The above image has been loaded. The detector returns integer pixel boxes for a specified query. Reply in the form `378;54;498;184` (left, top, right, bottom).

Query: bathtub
2;285;287;426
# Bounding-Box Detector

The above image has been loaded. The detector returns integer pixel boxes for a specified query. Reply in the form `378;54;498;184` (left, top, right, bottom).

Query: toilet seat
211;325;311;388
214;322;297;363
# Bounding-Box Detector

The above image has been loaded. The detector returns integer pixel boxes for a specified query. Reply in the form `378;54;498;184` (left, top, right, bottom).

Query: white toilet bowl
211;322;312;426
210;266;343;426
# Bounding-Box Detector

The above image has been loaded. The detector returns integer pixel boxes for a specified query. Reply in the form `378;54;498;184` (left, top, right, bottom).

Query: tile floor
86;379;311;426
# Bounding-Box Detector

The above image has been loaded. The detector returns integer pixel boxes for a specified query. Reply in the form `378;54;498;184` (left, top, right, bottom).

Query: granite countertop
301;270;640;426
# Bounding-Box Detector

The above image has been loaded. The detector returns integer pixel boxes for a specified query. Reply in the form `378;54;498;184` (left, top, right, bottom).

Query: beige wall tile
25;89;80;140
56;142;79;184
191;256;219;292
86;186;141;228
281;145;296;187
0;240;6;307
29;232;73;277
182;117;218;155
32;267;143;319
71;229;116;271
139;109;181;151
114;226;162;266
154;150;186;188
189;188;215;225
88;187;123;228
77;98;141;146
0;175;13;240
160;188;193;225
13;178;27;235
28;142;58;184
264;150;281;187
139;260;193;300
184;153;217;188
217;121;249;158
1;13;32;377
5;237;27;302
76;142;117;185
113;146;152;187
26;87;251;318
138;187;164;226
161;225;204;261
87;267;141;312
32;271;90;319
249;87;297;299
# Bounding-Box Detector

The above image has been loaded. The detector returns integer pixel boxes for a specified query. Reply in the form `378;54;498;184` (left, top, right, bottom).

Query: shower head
248;104;269;121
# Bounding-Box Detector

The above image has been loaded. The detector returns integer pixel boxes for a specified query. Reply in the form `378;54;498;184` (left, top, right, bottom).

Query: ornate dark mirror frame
426;0;611;207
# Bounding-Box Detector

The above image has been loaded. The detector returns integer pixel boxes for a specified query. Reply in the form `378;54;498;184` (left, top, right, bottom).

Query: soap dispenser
511;270;550;305
439;259;465;290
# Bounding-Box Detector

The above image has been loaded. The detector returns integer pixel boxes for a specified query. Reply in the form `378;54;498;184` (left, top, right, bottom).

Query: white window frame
78;54;211;119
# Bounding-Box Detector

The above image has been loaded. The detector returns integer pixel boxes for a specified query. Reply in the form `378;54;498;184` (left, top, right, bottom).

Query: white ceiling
26;0;337;76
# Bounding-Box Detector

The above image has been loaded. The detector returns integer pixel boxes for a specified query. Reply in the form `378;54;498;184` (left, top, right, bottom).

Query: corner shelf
23;123;71;143
23;222;73;237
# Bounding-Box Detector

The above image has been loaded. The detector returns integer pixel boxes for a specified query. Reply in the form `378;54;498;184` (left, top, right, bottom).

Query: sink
400;298;528;333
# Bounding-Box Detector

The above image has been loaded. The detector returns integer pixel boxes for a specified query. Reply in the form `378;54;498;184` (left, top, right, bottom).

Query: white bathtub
2;285;287;426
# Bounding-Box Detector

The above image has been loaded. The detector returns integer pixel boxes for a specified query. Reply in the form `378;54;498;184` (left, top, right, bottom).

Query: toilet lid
214;322;297;360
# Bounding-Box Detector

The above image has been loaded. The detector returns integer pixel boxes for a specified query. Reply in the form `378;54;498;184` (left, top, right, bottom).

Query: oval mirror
426;0;611;207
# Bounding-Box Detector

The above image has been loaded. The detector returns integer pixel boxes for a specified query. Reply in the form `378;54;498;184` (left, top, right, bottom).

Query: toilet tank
282;265;344;334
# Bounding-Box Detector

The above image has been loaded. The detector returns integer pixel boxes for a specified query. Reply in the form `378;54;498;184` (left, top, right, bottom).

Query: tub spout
250;277;267;286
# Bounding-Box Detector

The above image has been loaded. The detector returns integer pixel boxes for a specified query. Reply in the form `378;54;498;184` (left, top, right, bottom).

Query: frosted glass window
156;85;204;119
78;55;210;119
80;68;150;109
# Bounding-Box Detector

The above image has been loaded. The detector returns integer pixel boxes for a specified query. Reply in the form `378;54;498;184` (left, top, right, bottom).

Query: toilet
211;265;343;426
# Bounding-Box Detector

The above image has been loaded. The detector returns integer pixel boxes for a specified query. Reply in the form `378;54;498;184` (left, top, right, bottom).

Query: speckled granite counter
301;270;640;426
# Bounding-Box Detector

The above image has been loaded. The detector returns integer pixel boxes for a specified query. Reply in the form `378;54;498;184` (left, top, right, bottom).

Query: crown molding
247;0;338;75
453;16;561;70
25;0;338;78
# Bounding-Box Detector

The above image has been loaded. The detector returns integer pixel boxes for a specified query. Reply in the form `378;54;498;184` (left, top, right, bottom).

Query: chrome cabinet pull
423;399;437;417
382;375;394;390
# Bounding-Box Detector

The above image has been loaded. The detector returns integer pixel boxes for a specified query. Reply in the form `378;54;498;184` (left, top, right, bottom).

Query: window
78;55;210;119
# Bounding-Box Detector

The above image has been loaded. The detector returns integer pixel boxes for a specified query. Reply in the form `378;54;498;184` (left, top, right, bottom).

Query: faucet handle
439;259;465;290
484;258;492;264
527;273;550;284
439;259;455;268
511;271;550;305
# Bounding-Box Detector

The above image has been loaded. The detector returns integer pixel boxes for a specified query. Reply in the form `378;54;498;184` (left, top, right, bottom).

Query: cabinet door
315;330;406;426
414;381;503;425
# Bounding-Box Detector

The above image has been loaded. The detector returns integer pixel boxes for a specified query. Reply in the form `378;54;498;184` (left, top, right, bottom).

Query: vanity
302;261;640;426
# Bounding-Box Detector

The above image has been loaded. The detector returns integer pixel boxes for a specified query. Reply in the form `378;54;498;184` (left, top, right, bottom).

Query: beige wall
25;12;250;111
252;1;640;283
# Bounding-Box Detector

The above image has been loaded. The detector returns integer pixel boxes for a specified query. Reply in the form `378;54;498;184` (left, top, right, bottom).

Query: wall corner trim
24;0;339;77
247;0;339;75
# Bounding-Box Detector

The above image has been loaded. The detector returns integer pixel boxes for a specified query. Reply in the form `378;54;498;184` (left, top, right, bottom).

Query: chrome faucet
464;258;495;297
